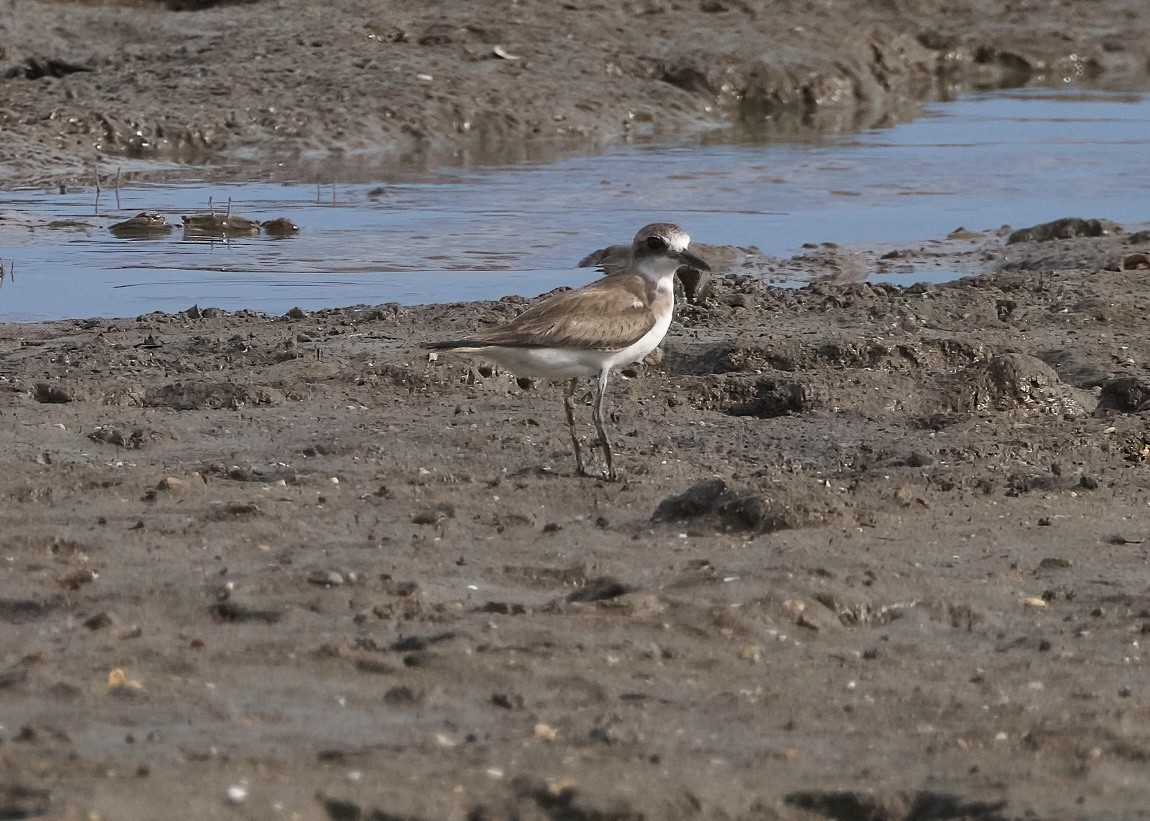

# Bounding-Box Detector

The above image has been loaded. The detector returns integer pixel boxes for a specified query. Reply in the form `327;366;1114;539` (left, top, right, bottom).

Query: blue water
1;87;1148;321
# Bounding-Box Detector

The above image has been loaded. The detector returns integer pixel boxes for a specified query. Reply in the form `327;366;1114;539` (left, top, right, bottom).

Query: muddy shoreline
3;0;1150;819
3;229;1150;818
3;0;1150;187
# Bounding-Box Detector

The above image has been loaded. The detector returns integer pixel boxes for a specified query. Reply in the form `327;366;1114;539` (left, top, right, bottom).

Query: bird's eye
645;236;666;251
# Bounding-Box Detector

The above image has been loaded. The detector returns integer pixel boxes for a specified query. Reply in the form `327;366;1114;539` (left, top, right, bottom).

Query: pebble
308;570;345;587
534;722;558;741
225;784;247;804
107;668;143;692
546;776;576;796
739;645;763;663
792;599;843;632
84;611;118;631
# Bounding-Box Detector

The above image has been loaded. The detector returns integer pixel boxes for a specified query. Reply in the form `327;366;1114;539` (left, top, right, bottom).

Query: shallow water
1;87;1148;322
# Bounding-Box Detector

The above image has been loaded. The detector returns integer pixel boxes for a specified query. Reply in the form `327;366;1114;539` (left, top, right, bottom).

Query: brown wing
577;244;631;277
460;275;655;351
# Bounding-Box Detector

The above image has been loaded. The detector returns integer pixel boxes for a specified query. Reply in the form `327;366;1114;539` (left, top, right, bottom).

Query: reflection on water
1;87;1148;322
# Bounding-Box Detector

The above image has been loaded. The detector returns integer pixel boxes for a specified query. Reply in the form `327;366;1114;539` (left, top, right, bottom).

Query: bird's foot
573;463;616;481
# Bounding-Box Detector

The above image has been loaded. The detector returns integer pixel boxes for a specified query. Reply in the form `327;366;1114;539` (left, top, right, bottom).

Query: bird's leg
592;370;616;481
563;377;587;476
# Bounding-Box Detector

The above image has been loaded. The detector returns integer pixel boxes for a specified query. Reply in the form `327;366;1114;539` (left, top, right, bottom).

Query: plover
430;223;709;480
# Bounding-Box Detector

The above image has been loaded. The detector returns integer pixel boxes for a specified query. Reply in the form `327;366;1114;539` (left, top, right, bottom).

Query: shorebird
430;223;709;480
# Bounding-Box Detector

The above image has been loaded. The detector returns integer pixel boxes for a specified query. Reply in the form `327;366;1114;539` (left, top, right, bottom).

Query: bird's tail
429;339;487;351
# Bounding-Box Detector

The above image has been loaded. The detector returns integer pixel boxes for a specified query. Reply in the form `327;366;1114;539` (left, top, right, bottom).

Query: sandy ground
3;1;1150;819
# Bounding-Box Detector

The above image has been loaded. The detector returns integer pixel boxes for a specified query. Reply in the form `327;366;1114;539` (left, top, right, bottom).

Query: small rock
309;570;345;587
895;485;927;507
225;784;247;805
739;645;763;663
1098;376;1150;413
84;611;119;631
6;56;91;79
56;569;97;590
534;722;558;741
479;601;527;615
107;667;143;693
89;425;153;450
353;658;394;675
383;685;419;706
795;600;843;632
215;501;261;518
33;383;72;404
1006;217;1122;244
567;576;634;603
411;504;453;525
491;692;522;710
652;478;728;519
652;478;775;532
182;213;260;237
210;601;282;623
261;217;300;237
109;213;174;239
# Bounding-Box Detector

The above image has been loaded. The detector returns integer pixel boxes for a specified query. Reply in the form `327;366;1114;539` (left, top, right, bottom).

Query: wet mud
2;0;1150;185
3;228;1150;818
3;0;1150;818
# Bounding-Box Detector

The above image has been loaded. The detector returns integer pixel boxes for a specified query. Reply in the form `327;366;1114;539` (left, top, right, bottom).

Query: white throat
633;254;682;283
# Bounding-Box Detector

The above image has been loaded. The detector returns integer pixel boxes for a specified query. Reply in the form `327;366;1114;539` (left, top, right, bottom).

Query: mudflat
2;0;1150;819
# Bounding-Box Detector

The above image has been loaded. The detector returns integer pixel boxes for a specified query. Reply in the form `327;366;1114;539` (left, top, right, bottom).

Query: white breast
601;276;674;372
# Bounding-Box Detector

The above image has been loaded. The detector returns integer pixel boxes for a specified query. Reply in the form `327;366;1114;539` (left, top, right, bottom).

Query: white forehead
634;223;690;251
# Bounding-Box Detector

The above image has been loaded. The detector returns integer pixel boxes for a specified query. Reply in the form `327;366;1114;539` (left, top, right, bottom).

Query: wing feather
458;275;655;351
